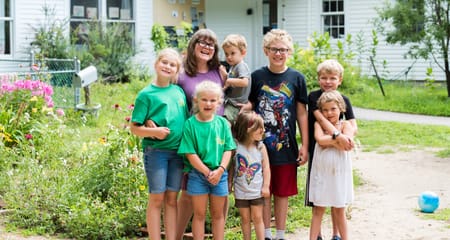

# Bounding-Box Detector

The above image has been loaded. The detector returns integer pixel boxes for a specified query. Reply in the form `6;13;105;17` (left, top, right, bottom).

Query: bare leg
273;196;288;231
309;206;325;240
238;207;252;240
331;207;340;238
210;195;226;240
147;193;164;240
250;204;265;240
191;194;208;240
333;207;348;240
175;191;193;240
263;196;272;229
163;191;178;240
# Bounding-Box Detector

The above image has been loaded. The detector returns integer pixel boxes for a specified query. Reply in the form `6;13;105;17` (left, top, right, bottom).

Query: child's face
264;40;290;68
249;125;265;142
155;56;179;81
223;45;245;66
320;101;341;124
195;91;220;118
318;71;342;91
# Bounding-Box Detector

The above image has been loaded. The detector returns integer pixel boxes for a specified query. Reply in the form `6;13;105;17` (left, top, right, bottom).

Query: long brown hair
232;111;265;144
184;29;221;77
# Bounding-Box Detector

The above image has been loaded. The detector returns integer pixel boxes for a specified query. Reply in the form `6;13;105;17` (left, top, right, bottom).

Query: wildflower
30;96;38;102
55;108;65;117
113;103;121;110
129;155;139;164
31;64;40;72
139;185;145;191
128;104;134;110
32;108;37;113
99;137;107;144
25;133;33;140
125;116;131;122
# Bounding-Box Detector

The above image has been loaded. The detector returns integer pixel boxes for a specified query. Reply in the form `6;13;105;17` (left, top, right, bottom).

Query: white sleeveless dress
308;142;354;208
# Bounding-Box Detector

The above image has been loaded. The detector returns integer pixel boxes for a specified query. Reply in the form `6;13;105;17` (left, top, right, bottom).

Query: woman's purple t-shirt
178;69;224;115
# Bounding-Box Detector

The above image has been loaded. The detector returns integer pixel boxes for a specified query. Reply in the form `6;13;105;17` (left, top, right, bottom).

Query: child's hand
261;186;270;198
152;127;170;140
336;134;354;151
207;169;223;185
219;65;228;82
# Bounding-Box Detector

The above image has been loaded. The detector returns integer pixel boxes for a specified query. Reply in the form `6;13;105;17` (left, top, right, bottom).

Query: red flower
25;133;33;140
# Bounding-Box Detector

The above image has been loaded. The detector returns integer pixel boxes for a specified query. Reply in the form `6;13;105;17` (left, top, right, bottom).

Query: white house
1;0;445;81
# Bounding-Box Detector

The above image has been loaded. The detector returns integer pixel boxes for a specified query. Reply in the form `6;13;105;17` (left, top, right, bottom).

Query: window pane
339;15;344;25
323;1;329;12
71;0;98;18
339;27;345;37
107;0;133;20
338;0;344;11
331;28;338;38
0;20;10;54
1;0;10;17
330;1;336;12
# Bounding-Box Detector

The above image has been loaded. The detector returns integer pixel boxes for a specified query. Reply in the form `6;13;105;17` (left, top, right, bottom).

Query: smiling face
264;40;290;70
318;71;342;91
154;49;181;85
195;38;216;64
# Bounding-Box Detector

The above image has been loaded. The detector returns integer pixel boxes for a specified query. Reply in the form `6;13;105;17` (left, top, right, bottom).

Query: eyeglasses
197;40;215;50
266;47;289;54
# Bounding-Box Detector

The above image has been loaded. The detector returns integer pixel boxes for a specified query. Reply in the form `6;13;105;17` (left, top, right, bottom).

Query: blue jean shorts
187;168;229;197
143;146;183;194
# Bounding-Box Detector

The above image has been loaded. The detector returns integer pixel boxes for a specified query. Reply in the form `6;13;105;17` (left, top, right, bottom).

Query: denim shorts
187;168;229;197
143;146;183;194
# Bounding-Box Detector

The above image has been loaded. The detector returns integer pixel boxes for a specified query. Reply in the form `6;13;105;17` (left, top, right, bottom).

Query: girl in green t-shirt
178;80;236;240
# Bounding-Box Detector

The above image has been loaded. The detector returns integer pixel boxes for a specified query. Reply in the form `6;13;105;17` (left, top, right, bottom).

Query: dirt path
287;148;450;240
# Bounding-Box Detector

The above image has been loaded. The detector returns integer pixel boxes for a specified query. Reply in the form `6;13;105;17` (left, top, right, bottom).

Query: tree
376;0;450;97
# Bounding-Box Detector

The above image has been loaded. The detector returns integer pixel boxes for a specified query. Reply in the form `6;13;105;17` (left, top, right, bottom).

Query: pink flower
32;64;40;72
128;104;135;110
125;116;131;122
56;108;65;117
25;134;33;140
113;103;121;110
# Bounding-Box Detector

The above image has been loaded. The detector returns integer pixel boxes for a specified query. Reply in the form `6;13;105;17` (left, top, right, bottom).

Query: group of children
130;28;357;240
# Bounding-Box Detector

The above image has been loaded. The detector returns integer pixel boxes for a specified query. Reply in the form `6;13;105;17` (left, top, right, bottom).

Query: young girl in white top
309;90;354;240
230;111;271;240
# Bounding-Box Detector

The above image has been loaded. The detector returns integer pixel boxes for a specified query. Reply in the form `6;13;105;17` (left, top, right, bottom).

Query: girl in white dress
309;90;354;240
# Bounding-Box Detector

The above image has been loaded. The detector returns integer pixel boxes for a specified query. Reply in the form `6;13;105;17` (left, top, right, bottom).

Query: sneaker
331;236;341;240
317;237;323;240
264;238;272;240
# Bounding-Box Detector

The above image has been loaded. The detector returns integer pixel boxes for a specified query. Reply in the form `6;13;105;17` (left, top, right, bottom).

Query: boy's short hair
317;59;344;78
221;34;247;53
262;29;293;52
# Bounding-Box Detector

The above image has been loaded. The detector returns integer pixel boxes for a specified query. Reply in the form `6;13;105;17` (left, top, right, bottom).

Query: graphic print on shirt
256;81;293;151
237;153;261;185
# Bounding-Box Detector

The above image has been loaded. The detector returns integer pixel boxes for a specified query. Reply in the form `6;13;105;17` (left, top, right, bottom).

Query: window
322;0;344;39
0;0;12;55
70;0;135;44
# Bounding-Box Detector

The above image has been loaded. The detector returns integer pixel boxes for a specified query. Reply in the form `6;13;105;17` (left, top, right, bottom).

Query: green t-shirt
131;84;189;150
178;115;236;172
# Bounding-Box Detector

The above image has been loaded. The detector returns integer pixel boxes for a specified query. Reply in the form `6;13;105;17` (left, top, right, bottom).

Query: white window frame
321;0;345;39
0;0;13;57
70;0;135;45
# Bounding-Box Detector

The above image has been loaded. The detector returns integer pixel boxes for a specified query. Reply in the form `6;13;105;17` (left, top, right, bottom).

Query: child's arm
227;153;235;193
296;102;309;165
314;121;338;147
185;153;211;178
129;122;170;140
219;65;228;83
348;118;358;135
313;109;353;150
260;144;271;198
223;77;249;90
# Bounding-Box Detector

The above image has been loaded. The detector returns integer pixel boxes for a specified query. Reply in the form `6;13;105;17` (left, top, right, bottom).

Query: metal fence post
74;57;81;107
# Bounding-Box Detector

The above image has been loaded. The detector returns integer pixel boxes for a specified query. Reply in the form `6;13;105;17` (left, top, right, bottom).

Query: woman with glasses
175;28;228;240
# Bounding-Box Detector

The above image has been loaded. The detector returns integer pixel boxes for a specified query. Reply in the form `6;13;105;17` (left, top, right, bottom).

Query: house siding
3;0;153;73
282;0;445;81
